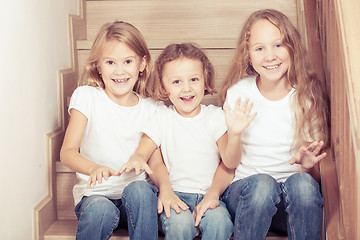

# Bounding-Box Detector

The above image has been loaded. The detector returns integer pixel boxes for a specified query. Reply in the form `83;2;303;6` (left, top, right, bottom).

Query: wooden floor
44;220;288;240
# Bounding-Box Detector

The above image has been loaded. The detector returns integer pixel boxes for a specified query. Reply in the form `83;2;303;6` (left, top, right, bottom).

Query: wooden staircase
33;0;335;239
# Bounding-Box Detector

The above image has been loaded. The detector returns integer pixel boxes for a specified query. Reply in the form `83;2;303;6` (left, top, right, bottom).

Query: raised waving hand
290;141;327;169
224;97;257;136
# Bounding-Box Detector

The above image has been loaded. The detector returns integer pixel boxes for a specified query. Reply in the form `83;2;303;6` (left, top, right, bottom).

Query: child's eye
191;78;199;82
275;44;282;48
172;80;180;84
255;47;263;51
106;60;115;65
124;59;133;64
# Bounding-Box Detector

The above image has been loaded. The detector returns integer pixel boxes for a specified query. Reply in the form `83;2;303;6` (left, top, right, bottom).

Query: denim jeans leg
75;195;120;240
121;180;158;240
222;174;281;240
283;173;323;240
159;208;197;240
199;200;233;240
159;192;197;240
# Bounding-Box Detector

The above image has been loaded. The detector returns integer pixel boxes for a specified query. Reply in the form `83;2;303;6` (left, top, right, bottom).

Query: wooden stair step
44;220;287;240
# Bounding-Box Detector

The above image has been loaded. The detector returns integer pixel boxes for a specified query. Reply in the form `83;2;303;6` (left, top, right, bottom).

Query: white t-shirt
143;104;227;194
69;86;160;205
224;76;300;182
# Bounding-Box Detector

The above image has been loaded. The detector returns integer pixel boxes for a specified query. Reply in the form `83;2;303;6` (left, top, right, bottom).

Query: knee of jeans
161;210;195;234
246;174;279;205
123;181;155;200
201;205;233;231
83;196;119;221
285;173;323;206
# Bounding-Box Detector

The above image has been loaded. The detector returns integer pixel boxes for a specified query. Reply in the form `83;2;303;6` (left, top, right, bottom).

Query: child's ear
139;56;147;72
160;82;169;97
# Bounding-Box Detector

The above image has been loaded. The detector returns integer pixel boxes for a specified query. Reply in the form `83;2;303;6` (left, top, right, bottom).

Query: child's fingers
240;98;249;112
87;175;97;187
143;164;154;175
134;166;141;175
224;106;231;120
164;203;173;218
234;97;242;111
170;202;181;214
245;101;254;115
317;152;327;162
249;111;257;121
96;172;103;184
306;141;318;152
118;164;128;174
289;156;296;165
157;199;164;214
109;168;120;176
126;163;136;173
103;171;109;181
290;147;304;165
178;200;189;211
87;177;92;188
312;141;324;155
193;206;206;227
209;201;219;209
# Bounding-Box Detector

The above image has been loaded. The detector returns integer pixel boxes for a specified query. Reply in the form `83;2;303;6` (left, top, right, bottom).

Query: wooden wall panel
85;0;297;48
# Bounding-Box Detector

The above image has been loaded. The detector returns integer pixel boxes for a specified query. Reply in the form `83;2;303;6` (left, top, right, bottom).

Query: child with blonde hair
220;9;330;240
121;43;256;240
60;21;160;240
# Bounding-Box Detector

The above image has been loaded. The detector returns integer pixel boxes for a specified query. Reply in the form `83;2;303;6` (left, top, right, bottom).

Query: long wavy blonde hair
78;21;152;97
220;9;330;148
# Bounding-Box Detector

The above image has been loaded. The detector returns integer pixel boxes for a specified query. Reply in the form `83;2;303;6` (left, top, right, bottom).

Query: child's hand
224;97;257;136
119;154;153;175
158;189;189;218
192;196;219;227
87;165;120;187
290;141;327;169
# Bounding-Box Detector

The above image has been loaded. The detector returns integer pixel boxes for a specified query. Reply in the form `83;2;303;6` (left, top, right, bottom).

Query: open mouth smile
180;96;195;102
263;63;281;70
112;78;129;84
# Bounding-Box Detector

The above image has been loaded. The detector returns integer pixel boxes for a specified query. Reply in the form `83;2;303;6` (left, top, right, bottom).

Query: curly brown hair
150;43;216;101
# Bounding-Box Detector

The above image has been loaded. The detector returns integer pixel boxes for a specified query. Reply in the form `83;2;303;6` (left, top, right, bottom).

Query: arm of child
119;134;157;175
192;161;235;227
290;141;327;182
148;148;189;218
60;109;120;187
222;97;257;169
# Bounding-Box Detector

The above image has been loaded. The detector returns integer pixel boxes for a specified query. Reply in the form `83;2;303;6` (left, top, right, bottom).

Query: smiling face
97;40;146;106
248;19;290;87
162;57;205;118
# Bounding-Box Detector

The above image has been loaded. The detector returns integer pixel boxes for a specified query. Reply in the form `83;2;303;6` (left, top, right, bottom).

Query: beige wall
0;0;78;239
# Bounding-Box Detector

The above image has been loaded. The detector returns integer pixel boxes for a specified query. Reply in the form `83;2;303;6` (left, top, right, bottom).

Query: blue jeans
75;180;158;240
222;173;323;240
159;191;233;240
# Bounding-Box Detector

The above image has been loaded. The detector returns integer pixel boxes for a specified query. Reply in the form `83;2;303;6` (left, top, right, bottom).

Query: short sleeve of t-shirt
206;104;227;141
142;105;168;147
68;86;93;118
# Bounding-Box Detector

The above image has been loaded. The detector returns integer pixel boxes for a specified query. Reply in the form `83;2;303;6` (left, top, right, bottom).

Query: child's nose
182;81;191;92
114;64;125;74
265;49;276;61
